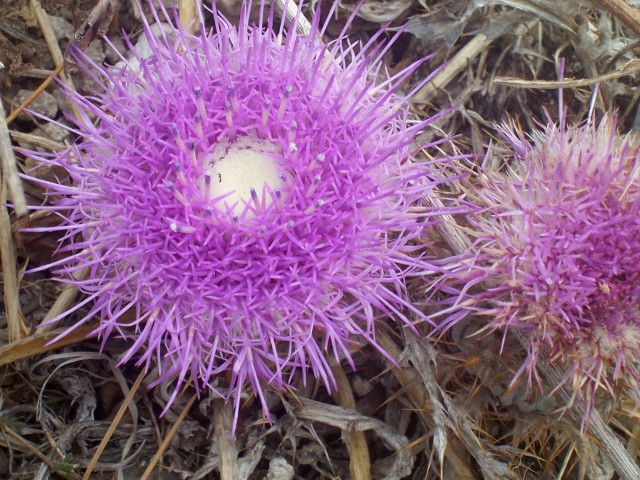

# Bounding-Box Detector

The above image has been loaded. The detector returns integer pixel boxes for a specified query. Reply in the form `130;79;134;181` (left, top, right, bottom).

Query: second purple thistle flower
436;104;640;425
25;0;455;428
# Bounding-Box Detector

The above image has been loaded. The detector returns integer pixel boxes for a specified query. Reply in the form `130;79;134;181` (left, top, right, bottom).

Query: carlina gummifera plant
433;89;640;428
20;0;458;431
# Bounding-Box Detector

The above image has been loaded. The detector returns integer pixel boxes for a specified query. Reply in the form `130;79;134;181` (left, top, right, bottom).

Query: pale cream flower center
204;135;285;219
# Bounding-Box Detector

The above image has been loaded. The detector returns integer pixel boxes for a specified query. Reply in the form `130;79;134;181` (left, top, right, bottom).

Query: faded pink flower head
436;94;640;424
22;1;454;429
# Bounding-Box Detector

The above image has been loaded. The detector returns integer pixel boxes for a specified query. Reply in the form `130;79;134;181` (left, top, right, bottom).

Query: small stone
76;41;106;92
48;16;74;41
52;89;74;118
265;458;294;480
34;122;70;143
112;23;174;75
85;40;106;66
15;89;58;120
352;375;374;397
104;37;127;64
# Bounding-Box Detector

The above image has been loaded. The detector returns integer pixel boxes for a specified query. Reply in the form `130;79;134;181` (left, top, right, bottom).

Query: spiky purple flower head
21;0;452;429
436;93;640;424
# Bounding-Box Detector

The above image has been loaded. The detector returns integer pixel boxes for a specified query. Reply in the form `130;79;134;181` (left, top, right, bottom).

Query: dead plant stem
140;394;197;480
0;91;27;217
331;364;372;480
30;0;82;121
4;65;63;125
597;0;640;36
213;399;240;480
82;370;145;480
0;181;27;341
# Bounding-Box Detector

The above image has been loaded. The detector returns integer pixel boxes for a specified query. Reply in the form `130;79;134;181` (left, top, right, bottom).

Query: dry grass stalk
4;65;63;125
404;333;516;479
275;0;312;37
0;94;27;217
495;59;640;89
38;266;89;334
414;33;495;105
331;364;372;480
140;393;198;480
0;420;58;470
595;0;640;36
294;396;416;476
0;182;27;342
82;370;145;480
9;130;66;151
376;331;430;413
422;192;471;260
30;0;64;66
440;439;478;480
624;401;640;458
179;0;198;34
13;68;58;80
0;322;97;366
378;330;514;478
29;0;82;121
1;87;28;342
413;11;529;105
214;398;240;480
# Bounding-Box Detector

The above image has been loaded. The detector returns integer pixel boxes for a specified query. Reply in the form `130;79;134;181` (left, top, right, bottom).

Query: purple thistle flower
21;1;452;430
436;98;640;425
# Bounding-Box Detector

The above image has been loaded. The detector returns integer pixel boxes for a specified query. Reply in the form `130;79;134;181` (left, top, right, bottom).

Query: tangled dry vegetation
2;0;640;478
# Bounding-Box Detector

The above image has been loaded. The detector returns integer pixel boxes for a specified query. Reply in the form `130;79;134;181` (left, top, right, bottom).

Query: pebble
112;23;175;75
84;40;106;66
34;121;70;143
75;40;107;92
265;458;294;480
48;16;74;41
52;89;73;117
104;37;127;64
14;89;58;120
